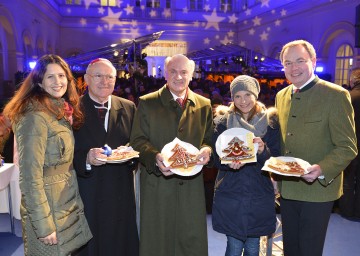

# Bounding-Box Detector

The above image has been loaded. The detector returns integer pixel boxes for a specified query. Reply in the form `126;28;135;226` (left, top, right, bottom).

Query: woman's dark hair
3;54;84;129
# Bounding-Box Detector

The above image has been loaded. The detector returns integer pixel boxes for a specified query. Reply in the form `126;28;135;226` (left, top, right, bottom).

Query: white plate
262;156;311;177
96;146;139;164
97;155;139;164
161;138;203;177
215;128;258;164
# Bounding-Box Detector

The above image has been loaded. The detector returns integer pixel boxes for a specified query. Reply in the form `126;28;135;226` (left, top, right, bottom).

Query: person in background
275;40;357;256
2;54;92;256
212;75;280;256
339;67;360;221
130;54;213;256
73;58;139;256
0;114;12;162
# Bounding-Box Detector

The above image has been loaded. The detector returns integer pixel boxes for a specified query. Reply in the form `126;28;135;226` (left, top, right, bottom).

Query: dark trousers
339;155;360;218
280;197;334;256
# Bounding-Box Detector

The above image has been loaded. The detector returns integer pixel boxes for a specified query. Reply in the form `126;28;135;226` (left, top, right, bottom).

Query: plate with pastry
161;138;203;176
262;156;310;177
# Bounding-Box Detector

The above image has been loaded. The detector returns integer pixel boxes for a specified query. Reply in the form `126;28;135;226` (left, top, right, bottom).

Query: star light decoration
77;0;290;48
162;8;171;18
98;7;105;14
228;13;238;24
129;27;140;38
261;0;270;8
203;9;225;31
260;31;269;41
124;4;134;15
146;24;153;31
80;18;87;26
101;8;123;30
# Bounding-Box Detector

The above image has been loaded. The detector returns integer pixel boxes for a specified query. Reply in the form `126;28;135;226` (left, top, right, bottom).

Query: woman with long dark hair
2;54;92;256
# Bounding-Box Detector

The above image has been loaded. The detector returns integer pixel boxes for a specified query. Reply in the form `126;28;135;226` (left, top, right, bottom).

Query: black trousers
339;155;360;218
280;197;334;256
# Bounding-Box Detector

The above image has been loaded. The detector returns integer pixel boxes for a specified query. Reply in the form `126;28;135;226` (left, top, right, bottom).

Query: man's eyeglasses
87;74;116;82
283;59;310;68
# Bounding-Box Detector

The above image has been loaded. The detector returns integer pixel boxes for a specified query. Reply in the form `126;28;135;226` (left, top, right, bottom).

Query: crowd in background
87;75;292;108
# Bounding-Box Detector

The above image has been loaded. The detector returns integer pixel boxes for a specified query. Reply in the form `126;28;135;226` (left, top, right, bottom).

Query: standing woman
2;54;92;256
212;75;280;256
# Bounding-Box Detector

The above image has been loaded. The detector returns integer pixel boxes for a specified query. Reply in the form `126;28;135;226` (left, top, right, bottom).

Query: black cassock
73;93;139;256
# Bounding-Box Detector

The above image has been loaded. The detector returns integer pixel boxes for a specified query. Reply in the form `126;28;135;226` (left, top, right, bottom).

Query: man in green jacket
130;54;213;256
275;40;357;256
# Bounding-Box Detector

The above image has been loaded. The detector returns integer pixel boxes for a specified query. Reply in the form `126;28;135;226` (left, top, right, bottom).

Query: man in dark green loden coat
130;54;213;256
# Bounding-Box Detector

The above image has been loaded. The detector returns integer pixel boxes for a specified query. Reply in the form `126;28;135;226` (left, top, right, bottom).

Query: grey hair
164;54;195;78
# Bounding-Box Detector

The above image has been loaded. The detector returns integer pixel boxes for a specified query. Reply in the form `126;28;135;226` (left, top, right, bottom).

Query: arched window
189;0;204;10
335;44;353;86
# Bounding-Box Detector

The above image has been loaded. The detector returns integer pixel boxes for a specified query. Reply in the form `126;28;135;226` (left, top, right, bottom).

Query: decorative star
275;19;281;26
281;9;287;16
66;8;71;13
215;35;220;39
80;18;87;26
140;5;145;10
203;9;225;31
204;4;211;12
249;28;255;35
129;27;140;38
227;30;235;37
101;8;123;30
162;8;171;18
271;9;276;14
228;13;238;24
124;4;134;15
149;9;157;17
261;0;270;8
84;0;98;10
182;7;189;13
252;16;262;26
131;20;138;27
240;41;246;47
245;8;252;16
98;7;105;14
260;31;269;41
146;24;153;31
96;25;103;32
243;20;248;25
204;38;210;45
193;20;200;27
220;36;231;45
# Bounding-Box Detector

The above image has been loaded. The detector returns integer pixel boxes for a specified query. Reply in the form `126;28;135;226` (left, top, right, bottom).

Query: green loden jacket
275;76;357;202
14;101;92;256
130;85;213;256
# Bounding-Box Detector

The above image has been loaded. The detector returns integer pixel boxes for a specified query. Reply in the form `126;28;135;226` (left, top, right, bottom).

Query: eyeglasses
87;74;116;82
283;59;310;68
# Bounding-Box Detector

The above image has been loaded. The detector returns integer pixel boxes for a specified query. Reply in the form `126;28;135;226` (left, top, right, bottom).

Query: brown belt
43;163;73;177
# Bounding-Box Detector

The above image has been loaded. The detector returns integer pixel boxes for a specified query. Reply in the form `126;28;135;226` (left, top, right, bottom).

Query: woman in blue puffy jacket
212;75;280;256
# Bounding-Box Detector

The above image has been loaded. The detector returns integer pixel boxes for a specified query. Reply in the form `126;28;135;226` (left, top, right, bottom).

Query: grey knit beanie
230;75;260;99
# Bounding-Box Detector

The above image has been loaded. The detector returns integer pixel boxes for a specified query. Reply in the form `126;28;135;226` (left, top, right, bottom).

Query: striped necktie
176;98;184;108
